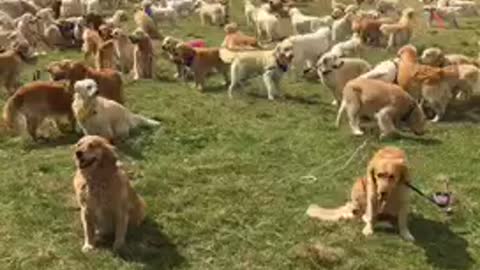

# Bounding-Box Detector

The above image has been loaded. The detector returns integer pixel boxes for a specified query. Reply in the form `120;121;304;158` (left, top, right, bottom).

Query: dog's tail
129;194;147;227
307;202;356;221
132;114;160;127
2;93;22;132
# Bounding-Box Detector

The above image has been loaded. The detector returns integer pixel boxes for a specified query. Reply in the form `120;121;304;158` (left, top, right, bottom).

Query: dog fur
0;40;37;94
3;81;74;139
316;54;371;105
221;40;294;100
307;146;415;241
222;22;260;50
47;60;124;104
379;8;415;48
72;79;159;140
421;47;478;67
73;135;146;252
336;78;426;138
111;28;134;73
129;29;155;80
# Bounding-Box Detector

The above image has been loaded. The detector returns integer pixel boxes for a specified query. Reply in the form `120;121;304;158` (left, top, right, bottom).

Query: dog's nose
75;151;83;159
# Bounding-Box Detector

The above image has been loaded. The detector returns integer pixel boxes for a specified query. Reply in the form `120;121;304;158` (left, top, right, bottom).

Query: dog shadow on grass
119;218;185;270
411;215;474;270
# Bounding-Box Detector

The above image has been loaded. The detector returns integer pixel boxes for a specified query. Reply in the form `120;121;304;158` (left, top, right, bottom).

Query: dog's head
274;39;294;68
420;47;444;66
46;59;73;81
316;53;344;75
402;7;415;19
113;10;128;21
74;135;117;171
173;43;196;65
224;22;239;34
161;36;181;53
111;27;126;39
99;24;113;40
129;28;148;44
406;103;427;136
12;40;37;64
397;44;417;60
74;78;99;100
331;8;345;19
367;147;409;203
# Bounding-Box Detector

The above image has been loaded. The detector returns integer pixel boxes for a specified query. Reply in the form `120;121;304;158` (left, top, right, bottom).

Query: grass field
0;0;480;269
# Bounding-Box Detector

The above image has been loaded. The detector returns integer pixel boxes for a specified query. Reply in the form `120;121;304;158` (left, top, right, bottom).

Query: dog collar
77;107;97;122
144;7;153;17
276;59;288;72
185;55;195;67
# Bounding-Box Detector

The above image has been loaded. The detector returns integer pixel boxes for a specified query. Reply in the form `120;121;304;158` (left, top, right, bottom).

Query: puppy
129;28;155;80
73;135;146;252
307;146;415;241
3;81;74;140
336;78;426;138
111;28;134;73
0;40;37;94
223;39;294;100
47;60;124;104
173;43;229;91
316;54;371;105
72;79;160;140
222;22;260;50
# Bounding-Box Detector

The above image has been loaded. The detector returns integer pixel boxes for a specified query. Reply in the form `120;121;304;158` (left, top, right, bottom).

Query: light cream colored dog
307;146;415;241
336;78;426;138
111;28;134;73
316;54;371;105
198;0;227;26
72;79;160;141
73;135;146;253
222;40;294;100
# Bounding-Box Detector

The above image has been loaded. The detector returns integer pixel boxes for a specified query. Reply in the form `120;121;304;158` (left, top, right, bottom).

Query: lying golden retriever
72;79;160;141
307;146;415;241
73;135;146;252
336;78;426;138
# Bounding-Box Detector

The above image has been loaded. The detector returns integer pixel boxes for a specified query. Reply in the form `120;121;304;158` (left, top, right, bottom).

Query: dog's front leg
362;175;377;236
398;201;414;241
263;69;277;100
113;210;129;252
80;207;96;252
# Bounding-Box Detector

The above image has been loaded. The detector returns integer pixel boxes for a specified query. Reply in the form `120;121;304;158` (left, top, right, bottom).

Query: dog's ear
398;163;410;184
98;139;118;168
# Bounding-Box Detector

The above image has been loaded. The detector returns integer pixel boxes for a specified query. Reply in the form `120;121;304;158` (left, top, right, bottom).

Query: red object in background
186;40;206;48
431;10;446;28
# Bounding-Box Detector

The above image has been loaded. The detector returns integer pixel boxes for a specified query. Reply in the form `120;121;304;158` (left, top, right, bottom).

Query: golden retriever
73;135;146;252
3;81;74;140
0;40;37;94
129;29;155;80
72;79;159;141
307;146;415;241
336;78;426;138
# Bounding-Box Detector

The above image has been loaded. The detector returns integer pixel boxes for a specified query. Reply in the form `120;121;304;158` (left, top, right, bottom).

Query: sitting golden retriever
307;146;415;241
73;135;146;252
336;78;426;138
72;79;159;141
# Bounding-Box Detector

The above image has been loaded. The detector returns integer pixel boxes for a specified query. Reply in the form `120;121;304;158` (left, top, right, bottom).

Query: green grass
0;0;479;269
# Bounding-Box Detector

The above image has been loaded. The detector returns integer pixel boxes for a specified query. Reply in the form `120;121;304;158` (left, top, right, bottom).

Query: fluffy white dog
72;79;160;140
358;58;399;83
289;7;333;34
287;27;331;72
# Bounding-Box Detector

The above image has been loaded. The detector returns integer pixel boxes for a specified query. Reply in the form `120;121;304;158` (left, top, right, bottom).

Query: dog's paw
400;231;415;242
82;243;95;253
362;225;374;236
